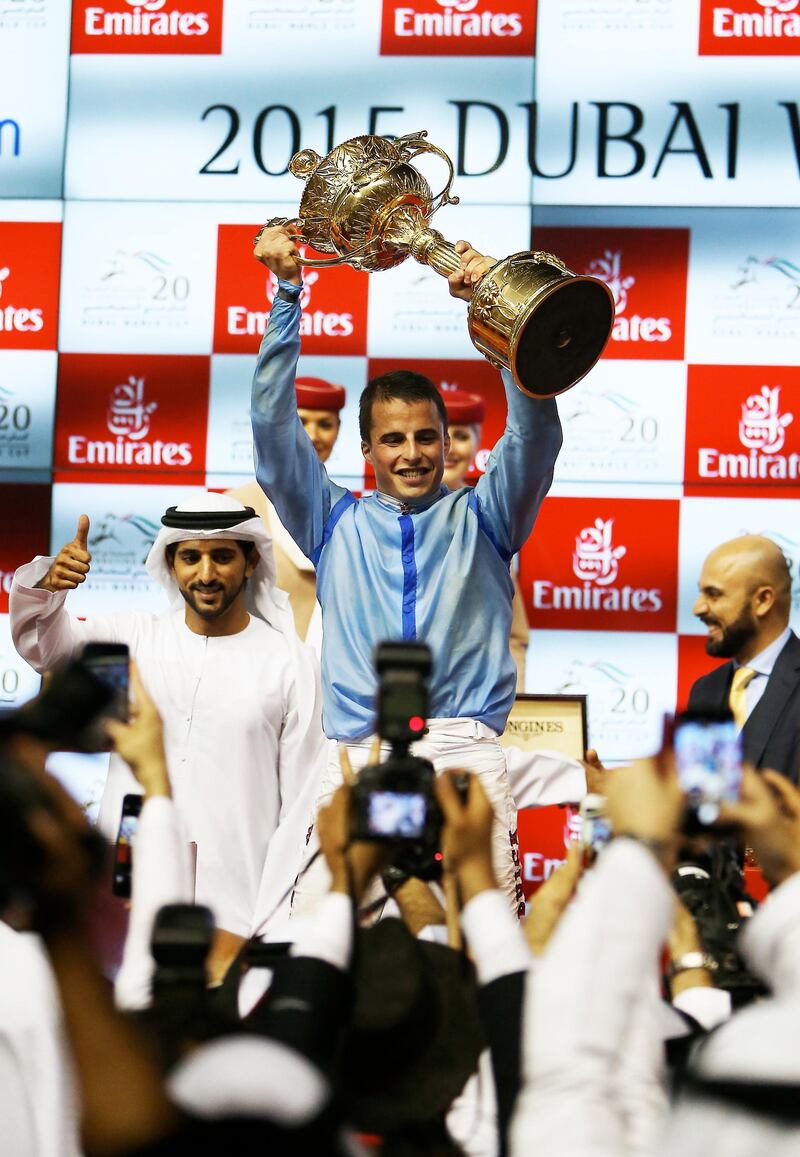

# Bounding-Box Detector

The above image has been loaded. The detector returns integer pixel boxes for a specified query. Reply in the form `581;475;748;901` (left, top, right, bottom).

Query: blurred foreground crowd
2;665;800;1157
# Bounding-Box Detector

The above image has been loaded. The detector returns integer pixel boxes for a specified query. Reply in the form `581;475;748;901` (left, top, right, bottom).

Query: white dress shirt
735;625;792;724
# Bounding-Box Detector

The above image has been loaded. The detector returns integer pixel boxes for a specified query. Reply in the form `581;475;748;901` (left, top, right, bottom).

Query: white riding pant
290;719;524;919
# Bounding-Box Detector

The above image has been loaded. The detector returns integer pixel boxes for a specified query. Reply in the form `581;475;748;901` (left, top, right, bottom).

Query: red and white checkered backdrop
3;1;800;866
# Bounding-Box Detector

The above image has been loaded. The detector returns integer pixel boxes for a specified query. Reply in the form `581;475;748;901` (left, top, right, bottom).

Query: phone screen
579;793;613;857
367;790;427;839
112;794;143;897
82;645;129;723
674;717;743;825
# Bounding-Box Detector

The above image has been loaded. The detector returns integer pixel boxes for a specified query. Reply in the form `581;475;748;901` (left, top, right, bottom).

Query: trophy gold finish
256;131;614;398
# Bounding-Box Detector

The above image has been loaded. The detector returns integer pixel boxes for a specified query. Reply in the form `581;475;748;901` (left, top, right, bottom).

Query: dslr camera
350;642;465;881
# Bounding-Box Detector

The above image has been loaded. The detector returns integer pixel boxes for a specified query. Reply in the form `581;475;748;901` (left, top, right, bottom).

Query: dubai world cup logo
572;518;627;587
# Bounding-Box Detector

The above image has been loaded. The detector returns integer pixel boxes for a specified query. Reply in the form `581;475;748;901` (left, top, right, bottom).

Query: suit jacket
687;631;800;783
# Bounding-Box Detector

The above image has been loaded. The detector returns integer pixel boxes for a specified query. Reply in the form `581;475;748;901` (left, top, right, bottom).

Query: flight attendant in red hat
228;375;346;648
440;388;530;690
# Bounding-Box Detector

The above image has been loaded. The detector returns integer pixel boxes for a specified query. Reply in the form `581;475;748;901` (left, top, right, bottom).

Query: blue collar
374;486;448;515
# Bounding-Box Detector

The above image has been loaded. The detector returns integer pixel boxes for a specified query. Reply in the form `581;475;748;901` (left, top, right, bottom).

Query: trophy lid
290;136;411;254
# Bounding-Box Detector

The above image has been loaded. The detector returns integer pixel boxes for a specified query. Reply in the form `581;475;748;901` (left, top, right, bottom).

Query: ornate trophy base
468;252;615;400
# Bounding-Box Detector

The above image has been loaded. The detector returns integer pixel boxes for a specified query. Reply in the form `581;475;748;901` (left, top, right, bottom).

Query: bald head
694;535;792;661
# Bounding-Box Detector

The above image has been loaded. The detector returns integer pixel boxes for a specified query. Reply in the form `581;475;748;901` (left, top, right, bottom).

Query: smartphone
579;793;613;860
81;643;130;723
673;712;743;826
112;792;143;898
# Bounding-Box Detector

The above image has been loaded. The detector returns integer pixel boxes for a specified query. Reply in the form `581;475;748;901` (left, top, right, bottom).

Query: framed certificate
500;694;587;761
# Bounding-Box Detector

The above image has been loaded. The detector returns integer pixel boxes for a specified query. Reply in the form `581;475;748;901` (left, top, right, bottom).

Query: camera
0;658;113;909
350;642;462;881
672;844;764;1006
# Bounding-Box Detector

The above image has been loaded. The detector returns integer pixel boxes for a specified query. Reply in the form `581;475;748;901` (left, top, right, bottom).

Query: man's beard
703;605;758;658
180;578;244;621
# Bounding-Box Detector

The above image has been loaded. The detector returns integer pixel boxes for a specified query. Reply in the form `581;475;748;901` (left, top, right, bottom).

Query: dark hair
359;370;448;443
165;539;256;565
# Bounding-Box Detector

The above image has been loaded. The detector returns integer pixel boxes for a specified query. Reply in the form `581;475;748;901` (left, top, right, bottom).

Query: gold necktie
728;666;755;729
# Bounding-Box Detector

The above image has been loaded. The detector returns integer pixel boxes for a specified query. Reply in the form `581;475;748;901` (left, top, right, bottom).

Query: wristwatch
669;951;717;977
276;285;301;303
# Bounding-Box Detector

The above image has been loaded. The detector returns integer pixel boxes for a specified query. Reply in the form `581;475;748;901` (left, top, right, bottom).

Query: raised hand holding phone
36;514;92;593
105;662;170;800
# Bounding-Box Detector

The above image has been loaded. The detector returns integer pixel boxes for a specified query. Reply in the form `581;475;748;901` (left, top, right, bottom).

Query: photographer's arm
25;776;178;1157
107;666;193;1012
435;772;533;1154
245;785;387;1074
721;768;800;996
509;755;683;1157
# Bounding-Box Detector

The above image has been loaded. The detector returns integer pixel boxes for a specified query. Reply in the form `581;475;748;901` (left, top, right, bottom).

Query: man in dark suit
688;534;800;783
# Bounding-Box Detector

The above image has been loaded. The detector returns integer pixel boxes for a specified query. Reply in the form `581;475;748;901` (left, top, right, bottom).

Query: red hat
440;389;485;425
295;376;346;412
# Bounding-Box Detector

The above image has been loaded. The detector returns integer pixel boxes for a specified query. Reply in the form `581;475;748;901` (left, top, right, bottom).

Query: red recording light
408;715;425;733
434;852;443;861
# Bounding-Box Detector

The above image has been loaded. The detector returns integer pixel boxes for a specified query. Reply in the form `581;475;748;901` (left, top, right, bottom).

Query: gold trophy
257;131;614;398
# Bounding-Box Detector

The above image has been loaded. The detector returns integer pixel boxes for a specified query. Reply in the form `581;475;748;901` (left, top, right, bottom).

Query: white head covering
144;492;320;738
167;1035;329;1125
144;491;293;632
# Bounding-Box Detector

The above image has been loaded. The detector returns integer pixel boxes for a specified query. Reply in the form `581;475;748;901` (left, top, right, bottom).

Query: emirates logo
586;250;635;315
702;0;800;43
572;519;627;587
106;377;158;441
381;0;530;54
586;248;672;345
0;262;45;335
738;385;794;454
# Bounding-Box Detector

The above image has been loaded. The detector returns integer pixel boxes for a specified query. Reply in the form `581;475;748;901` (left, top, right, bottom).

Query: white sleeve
740;869;800;997
672;986;732;1033
277;643;327;823
510;839;673;1157
289;891;353;970
114;796;194;1011
0;1041;37;1157
461;888;534;984
505;746;586;809
10;557;129;673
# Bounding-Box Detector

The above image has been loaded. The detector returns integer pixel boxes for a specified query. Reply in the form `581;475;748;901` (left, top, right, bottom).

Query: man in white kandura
10;493;326;971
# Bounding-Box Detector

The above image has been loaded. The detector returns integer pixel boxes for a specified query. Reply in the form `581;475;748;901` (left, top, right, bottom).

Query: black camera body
350;642;463;882
672;845;765;1007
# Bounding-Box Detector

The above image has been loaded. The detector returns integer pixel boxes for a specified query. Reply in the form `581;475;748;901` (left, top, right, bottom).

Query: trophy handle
253;216;375;269
391;131;460;215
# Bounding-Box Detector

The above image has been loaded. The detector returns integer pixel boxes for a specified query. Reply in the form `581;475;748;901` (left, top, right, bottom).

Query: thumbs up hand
37;515;93;593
